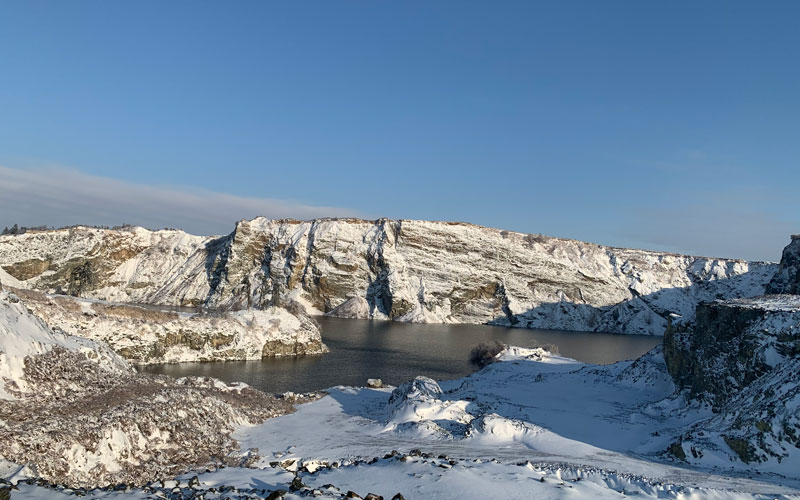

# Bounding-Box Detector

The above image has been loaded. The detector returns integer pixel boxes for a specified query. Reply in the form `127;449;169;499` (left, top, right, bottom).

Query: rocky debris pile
11;287;327;364
0;219;777;336
1;454;413;499
0;286;130;399
0;287;315;488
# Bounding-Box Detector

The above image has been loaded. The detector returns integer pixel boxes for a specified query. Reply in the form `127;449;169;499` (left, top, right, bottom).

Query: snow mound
387;376;443;407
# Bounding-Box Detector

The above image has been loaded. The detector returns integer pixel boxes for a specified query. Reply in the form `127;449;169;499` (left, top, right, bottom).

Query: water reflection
140;317;661;394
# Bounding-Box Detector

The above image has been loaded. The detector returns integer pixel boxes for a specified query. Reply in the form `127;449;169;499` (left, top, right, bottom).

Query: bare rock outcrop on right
662;235;800;469
766;234;800;295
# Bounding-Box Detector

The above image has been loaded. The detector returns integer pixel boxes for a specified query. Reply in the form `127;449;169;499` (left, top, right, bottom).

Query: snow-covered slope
3;280;797;495
11;288;326;364
220;345;798;497
0;219;777;335
0;284;314;487
11;344;792;498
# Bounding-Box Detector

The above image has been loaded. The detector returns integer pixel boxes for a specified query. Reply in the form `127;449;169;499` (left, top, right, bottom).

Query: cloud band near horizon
0;165;363;236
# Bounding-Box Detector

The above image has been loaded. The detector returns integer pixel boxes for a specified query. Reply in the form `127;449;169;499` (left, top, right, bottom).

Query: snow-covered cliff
11;288;326;364
663;295;800;470
0;219;777;335
766;234;800;295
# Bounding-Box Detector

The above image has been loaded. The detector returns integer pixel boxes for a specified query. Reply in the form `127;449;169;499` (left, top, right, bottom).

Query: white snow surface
226;346;798;497
5;345;799;498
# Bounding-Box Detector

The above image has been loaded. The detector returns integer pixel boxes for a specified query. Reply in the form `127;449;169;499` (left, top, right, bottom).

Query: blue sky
0;1;797;260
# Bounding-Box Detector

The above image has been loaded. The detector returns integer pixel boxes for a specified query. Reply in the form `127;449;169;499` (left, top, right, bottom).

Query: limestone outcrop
0;219;777;336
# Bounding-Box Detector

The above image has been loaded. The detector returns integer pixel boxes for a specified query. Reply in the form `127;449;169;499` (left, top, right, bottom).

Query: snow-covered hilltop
0;219;777;336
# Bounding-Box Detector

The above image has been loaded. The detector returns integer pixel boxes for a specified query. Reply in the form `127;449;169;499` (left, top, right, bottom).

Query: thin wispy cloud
617;188;794;262
0;165;363;235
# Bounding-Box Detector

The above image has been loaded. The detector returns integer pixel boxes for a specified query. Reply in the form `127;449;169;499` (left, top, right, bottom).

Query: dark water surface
140;317;661;394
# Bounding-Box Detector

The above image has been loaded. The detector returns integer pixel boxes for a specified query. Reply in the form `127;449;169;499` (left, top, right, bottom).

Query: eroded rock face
766;235;800;295
664;295;800;465
10;288;327;365
0;226;213;304
0;219;778;335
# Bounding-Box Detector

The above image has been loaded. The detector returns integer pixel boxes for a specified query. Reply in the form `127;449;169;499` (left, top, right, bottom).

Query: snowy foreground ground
8;347;800;499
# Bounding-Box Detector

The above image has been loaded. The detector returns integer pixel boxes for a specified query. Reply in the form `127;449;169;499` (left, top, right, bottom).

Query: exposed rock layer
664;237;800;467
766;235;800;295
10;288;327;365
0;219;776;335
664;295;800;466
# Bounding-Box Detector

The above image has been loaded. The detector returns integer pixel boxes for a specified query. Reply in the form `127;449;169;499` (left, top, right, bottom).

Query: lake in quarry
140;317;662;394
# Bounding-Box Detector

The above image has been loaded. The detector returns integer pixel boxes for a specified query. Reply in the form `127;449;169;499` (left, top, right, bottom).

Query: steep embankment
0;226;327;364
661;237;800;473
0;219;775;335
766;235;800;295
663;295;800;472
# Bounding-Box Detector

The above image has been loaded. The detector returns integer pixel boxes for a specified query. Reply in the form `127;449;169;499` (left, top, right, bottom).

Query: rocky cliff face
0;226;327;364
661;235;800;469
0;219;776;335
663;295;800;468
766;235;800;295
10;288;326;365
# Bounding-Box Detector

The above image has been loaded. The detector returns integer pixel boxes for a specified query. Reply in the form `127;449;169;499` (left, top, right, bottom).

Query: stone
290;477;305;491
265;490;287;500
0;220;778;338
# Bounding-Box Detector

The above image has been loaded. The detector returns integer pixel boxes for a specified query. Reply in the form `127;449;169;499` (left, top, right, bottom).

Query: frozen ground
6;346;798;499
230;347;799;494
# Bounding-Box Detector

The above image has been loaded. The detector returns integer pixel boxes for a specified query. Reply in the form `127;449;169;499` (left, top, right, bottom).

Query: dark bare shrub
469;341;506;368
